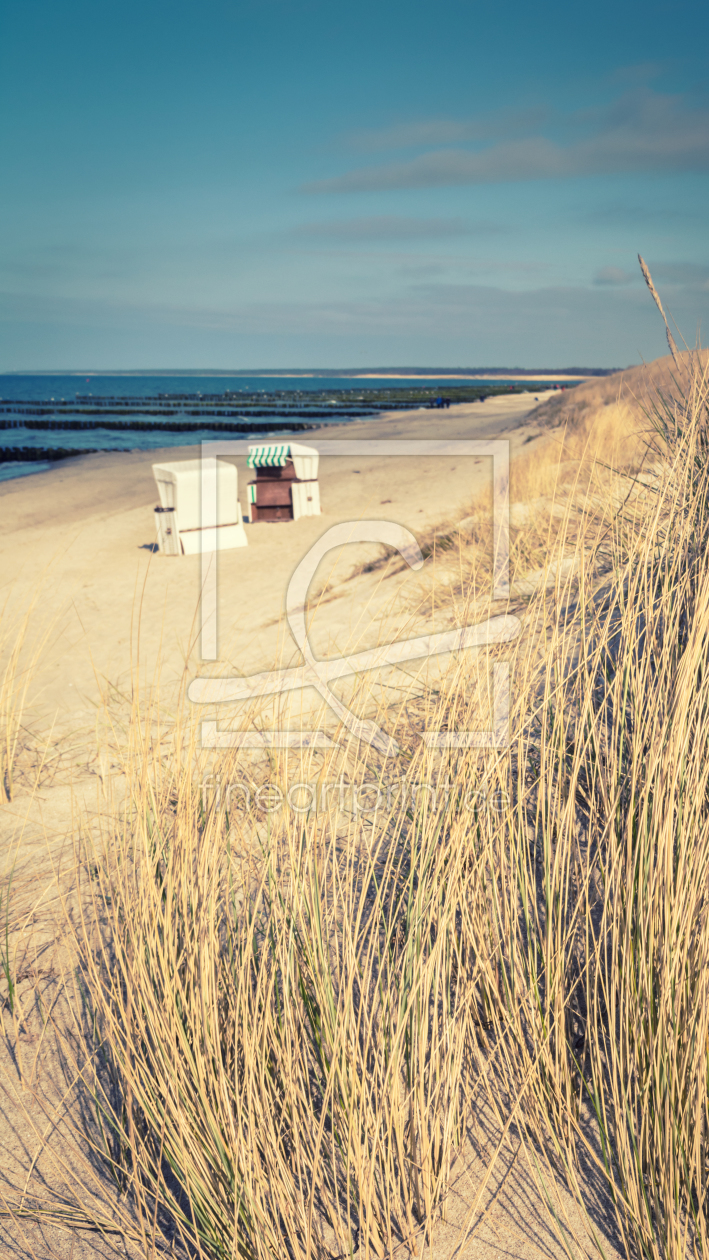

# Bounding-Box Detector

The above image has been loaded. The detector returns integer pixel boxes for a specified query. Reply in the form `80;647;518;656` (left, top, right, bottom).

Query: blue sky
1;0;708;369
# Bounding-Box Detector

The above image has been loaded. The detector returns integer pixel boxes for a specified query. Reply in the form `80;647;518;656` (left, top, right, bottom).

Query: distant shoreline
350;372;590;381
1;367;619;379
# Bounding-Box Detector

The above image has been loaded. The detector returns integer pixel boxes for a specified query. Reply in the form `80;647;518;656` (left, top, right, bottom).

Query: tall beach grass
0;595;41;803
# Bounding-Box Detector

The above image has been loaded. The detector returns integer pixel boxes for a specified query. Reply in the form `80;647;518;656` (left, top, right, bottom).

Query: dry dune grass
0;596;46;804
2;329;709;1258
0;575;70;804
530;347;709;454
537;397;647;470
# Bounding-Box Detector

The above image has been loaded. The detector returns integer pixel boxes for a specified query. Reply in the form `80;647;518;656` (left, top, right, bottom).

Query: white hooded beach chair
152;458;248;554
246;442;321;522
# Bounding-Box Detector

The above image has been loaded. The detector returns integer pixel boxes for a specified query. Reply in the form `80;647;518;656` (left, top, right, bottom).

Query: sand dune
529;348;709;431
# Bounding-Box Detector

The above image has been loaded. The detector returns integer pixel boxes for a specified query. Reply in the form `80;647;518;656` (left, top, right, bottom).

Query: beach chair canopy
247;443;290;468
247;441;319;480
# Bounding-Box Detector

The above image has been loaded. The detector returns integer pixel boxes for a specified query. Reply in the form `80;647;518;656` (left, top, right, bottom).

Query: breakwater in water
0;374;566;481
0;446;99;462
0;379;544;429
0;416;320;433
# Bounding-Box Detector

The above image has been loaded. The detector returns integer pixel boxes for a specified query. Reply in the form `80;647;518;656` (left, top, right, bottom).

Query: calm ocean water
0;373;540;398
0;373;555;484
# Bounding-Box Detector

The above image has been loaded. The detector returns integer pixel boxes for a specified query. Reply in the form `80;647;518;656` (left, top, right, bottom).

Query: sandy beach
0;390;555;735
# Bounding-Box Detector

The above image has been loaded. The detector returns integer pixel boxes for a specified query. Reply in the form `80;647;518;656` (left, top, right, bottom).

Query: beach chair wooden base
249;503;294;522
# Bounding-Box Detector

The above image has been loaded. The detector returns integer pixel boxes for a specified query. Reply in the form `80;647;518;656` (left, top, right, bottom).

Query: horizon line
0;365;621;377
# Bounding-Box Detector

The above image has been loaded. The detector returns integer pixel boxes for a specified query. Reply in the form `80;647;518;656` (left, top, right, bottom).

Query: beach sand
0;390;554;733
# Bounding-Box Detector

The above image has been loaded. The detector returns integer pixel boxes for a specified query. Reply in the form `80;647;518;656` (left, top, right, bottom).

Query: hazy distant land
4;366;621;378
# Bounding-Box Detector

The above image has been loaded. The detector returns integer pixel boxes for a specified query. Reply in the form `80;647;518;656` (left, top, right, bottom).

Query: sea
0;373;562;484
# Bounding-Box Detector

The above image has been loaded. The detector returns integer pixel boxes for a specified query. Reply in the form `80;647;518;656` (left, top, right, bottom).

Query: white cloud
303;90;709;193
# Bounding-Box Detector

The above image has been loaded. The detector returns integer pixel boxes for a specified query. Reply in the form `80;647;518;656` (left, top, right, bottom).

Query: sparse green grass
0;868;16;1016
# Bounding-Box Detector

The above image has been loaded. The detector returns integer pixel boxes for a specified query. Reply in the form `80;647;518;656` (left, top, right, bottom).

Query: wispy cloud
3;278;704;368
592;259;709;291
290;215;504;241
609;61;670;86
578;201;700;225
344;108;549;152
594;266;634;286
652;261;709;288
303;90;709;193
0;280;653;339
